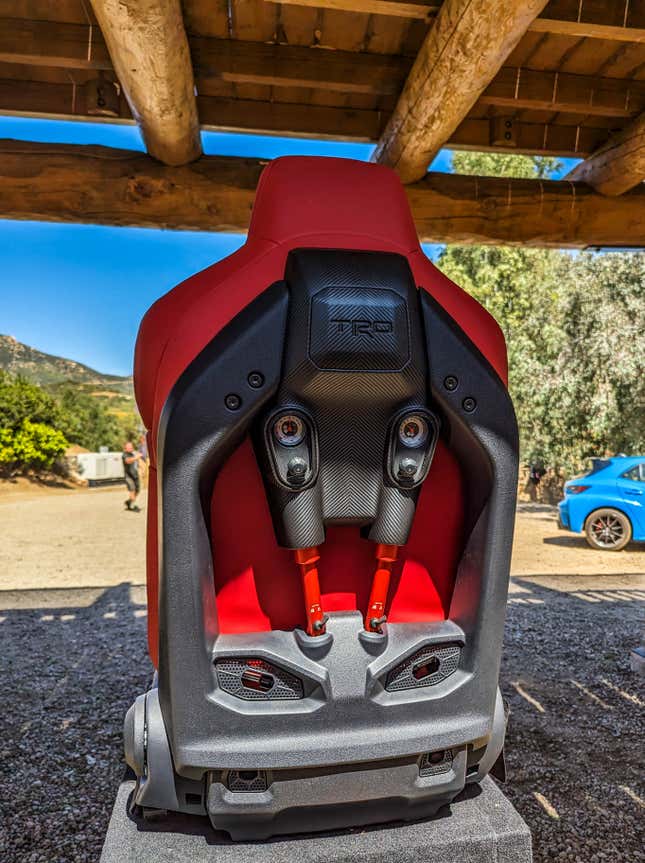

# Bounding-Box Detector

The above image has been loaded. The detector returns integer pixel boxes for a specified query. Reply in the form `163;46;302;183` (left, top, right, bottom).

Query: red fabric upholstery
134;156;508;666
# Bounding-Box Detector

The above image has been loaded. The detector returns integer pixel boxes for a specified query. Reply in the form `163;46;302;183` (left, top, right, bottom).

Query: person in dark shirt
122;441;143;512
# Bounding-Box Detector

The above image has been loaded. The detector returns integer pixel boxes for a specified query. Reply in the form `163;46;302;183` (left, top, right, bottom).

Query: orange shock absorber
294;547;328;636
365;543;399;633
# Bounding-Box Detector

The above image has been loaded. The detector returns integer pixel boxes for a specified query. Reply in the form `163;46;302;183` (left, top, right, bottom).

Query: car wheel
585;508;632;551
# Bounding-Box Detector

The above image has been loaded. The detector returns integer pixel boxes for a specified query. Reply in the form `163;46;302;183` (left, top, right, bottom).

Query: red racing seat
127;156;518;839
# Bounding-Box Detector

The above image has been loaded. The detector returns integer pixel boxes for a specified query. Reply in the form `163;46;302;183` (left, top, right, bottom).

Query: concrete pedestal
101;776;532;863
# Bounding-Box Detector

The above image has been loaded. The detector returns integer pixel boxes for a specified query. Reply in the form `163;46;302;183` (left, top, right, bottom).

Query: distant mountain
0;335;134;404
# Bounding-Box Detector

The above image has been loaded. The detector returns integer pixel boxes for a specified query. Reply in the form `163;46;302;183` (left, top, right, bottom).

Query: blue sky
0;116;578;376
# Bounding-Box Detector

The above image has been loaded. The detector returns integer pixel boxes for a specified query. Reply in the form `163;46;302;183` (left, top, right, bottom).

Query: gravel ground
502;578;645;863
0;491;643;862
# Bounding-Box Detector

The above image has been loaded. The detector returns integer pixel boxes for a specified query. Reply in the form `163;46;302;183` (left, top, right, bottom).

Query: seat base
101;776;532;863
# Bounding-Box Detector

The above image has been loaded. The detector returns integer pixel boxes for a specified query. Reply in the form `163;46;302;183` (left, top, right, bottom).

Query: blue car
558;456;645;550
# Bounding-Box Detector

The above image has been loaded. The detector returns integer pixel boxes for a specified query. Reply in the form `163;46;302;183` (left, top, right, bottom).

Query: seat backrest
134;156;509;666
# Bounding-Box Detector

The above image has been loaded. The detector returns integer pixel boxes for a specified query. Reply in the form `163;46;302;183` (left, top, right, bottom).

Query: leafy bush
0;419;68;471
0;371;141;472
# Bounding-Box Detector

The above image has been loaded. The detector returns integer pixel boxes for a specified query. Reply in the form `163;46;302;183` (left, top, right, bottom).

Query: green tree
450;151;561;180
0;371;63;429
54;385;125;451
537;252;645;468
439;151;562;328
436;151;644;473
438;152;564;465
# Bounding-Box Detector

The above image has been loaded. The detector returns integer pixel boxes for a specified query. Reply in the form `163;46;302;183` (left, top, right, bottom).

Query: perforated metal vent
215;658;304;700
420;750;453;777
385;643;461;692
227;770;269;792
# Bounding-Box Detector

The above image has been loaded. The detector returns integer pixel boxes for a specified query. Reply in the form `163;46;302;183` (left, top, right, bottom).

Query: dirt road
1;484;642;593
0;484;148;592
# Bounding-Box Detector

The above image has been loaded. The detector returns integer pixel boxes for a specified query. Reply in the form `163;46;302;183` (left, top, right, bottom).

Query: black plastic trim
156;282;289;735
420;290;519;681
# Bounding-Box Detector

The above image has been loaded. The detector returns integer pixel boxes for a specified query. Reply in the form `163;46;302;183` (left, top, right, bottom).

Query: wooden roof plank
198;94;383;138
530;18;645;44
182;0;230;38
266;0;437;20
267;0;645;42
0;17;111;70
191;37;409;96
4;20;640;122
372;0;550;182
480;67;645;119
233;0;278;41
2;70;629;155
449;115;606;157
0;1;97;25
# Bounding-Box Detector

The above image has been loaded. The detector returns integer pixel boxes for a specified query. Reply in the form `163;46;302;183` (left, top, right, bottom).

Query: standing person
122;441;143;512
137;433;149;487
137;433;148;463
526;462;546;502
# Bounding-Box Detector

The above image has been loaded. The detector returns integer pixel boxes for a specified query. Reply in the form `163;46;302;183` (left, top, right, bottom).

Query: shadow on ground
543;535;595;549
516;504;558;515
0;579;643;862
0;583;151;863
543;534;645;553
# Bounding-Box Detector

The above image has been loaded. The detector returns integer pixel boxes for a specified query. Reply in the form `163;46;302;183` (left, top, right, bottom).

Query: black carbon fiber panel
385;643;461;692
256;249;431;548
309;286;410;371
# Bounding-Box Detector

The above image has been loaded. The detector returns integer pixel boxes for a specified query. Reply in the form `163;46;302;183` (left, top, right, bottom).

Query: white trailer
74;451;124;485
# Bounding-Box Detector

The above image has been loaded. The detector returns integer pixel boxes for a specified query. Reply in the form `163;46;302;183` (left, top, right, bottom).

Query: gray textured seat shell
123;250;519;840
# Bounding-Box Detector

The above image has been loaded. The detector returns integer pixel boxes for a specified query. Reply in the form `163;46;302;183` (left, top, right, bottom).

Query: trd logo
330;318;393;339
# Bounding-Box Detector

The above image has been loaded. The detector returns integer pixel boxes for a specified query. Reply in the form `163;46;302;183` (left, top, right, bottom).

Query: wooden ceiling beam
407;171;645;247
565;111;645;195
372;0;550;183
88;0;201;165
2;139;644;248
